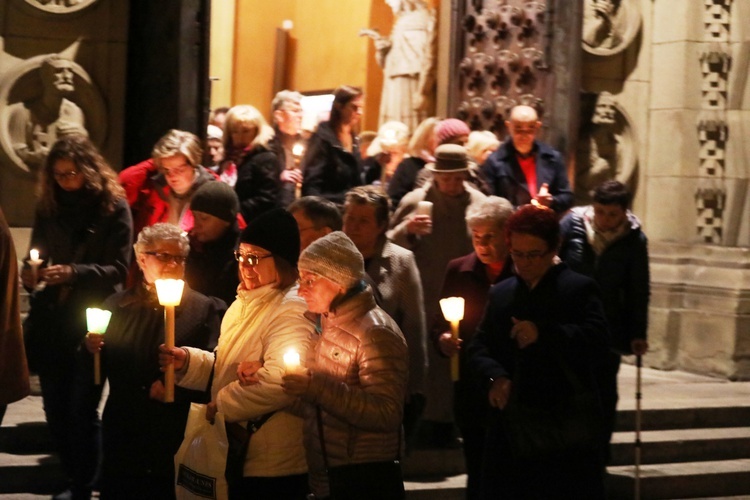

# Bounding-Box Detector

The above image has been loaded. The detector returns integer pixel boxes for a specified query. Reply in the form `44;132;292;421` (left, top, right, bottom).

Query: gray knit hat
298;231;364;289
190;181;239;223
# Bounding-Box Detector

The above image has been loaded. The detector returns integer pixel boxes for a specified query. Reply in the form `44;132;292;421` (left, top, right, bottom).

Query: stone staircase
606;406;750;499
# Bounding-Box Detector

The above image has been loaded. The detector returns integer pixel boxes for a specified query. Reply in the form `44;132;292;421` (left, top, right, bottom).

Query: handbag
223;411;275;486
175;403;230;500
502;355;603;460
316;406;405;500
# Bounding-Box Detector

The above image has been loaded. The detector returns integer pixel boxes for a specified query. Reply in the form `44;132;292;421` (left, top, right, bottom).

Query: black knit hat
240;208;300;267
190;181;239;223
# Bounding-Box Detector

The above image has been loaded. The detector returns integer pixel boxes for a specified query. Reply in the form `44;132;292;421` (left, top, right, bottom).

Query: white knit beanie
298;231;365;289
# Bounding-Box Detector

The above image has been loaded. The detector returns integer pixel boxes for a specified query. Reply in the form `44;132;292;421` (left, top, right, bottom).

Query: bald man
481;105;573;213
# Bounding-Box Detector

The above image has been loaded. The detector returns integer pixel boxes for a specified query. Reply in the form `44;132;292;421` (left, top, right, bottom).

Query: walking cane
635;354;642;500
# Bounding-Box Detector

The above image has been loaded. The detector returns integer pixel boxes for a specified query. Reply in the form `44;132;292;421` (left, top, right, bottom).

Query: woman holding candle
466;204;609;499
283;231;409;500
20;135;132;500
161;208;314;500
83;223;222;499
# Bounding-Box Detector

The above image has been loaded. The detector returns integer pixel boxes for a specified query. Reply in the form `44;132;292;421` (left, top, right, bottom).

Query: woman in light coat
163;208;313;500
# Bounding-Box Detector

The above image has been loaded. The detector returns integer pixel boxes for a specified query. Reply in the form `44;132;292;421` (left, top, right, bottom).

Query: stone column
646;0;750;379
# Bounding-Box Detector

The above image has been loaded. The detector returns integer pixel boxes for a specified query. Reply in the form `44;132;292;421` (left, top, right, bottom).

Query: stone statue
576;92;637;202
7;55;88;171
362;0;437;131
582;0;640;56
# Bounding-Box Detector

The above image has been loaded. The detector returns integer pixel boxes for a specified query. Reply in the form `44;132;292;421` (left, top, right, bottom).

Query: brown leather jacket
300;287;409;498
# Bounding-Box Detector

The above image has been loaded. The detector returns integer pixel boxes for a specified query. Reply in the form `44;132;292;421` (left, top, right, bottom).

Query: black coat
387;156;427;208
559;208;650;354
467;264;608;496
24;193;132;372
234;145;281;223
301;121;362;205
89;284;222;488
185;223;240;309
481;139;573;213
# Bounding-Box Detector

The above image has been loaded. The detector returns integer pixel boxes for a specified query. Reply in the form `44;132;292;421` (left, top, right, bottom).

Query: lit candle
292;142;305;159
86;308;112;386
440;297;465;382
283;348;302;374
155;279;185;403
27;248;44;288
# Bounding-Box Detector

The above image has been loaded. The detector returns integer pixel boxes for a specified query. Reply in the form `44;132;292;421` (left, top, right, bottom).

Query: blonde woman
387;116;439;207
224;104;280;222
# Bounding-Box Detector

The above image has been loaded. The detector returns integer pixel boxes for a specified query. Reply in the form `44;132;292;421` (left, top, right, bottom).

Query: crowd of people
4;86;650;500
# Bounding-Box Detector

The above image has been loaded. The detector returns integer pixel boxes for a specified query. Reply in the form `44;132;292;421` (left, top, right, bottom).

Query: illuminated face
160;154;196;195
509;233;555;287
592;202;627;232
52;158;85;192
433;171;467;198
292;210;331;251
506;119;540;155
343;203;385;256
297;270;344;314
340;96;364;127
471;222;506;265
191;211;230;244
236;243;277;290
137;240;186;285
207;138;224;164
275;102;304;136
230;122;258;150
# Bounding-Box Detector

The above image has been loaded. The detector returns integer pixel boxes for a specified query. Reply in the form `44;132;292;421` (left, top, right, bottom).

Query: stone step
616;406;750;432
607;459;750;500
404;474;466;500
610;427;750;466
0;452;66;495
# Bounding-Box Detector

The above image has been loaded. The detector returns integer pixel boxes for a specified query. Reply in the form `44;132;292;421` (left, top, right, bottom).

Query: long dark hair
37;135;125;216
329;85;363;132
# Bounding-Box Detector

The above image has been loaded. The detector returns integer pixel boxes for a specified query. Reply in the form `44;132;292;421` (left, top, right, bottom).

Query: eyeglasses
297;274;322;288
234;251;273;266
53;170;80;181
144;252;187;265
161;164;193;177
509;250;549;261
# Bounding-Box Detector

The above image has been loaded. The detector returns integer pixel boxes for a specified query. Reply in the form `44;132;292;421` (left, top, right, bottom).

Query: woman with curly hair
21;134;133;500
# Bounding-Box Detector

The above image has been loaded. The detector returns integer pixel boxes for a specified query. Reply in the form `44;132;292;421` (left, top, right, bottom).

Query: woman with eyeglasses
466;204;609;499
160;208;314;500
84;223;222;499
20;135;133;500
119;129;220;240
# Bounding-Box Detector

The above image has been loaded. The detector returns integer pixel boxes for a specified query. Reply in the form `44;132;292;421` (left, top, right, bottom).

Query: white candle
440;297;465;382
292;142;305;158
155;279;185;403
416;201;433;217
283;349;301;374
29;249;40;263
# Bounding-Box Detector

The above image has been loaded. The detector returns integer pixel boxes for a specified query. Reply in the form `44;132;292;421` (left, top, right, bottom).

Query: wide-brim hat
426;143;470;173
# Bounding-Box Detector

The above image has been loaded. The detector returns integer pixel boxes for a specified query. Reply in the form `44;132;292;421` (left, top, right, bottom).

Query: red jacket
119;159;220;237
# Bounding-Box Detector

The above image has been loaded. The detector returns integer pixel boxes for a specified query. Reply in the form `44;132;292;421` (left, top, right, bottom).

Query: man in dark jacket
559;179;650;461
269;90;306;207
481;105;573;213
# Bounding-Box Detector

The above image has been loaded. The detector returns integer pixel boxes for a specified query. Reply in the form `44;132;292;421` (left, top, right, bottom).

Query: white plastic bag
175;403;229;500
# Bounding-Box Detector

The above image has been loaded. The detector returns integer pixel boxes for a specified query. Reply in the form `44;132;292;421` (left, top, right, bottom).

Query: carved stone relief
22;0;98;14
581;0;641;56
695;0;732;244
455;0;552;136
0;53;107;175
575;91;637;202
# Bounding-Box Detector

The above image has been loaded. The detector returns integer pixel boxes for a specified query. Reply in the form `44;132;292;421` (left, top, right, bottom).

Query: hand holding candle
440;297;465;382
86;308;112;386
283;348;302;374
155;279;185;403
